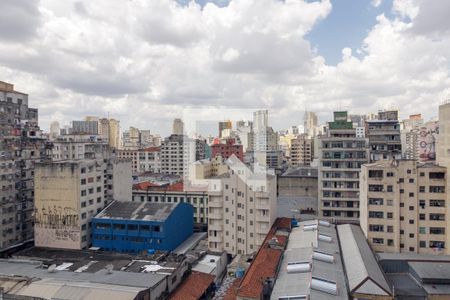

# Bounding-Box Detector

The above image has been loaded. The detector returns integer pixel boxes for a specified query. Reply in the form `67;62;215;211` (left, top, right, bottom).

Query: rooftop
271;219;348;300
337;224;392;297
281;166;318;178
169;271;214;300
95;201;179;221
233;218;291;299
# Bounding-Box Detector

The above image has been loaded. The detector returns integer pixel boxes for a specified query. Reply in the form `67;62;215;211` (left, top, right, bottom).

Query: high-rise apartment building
401;114;424;161
117;147;161;173
108;119;120;149
318;111;370;223
49;121;60;140
0;81;51;254
172;118;184;135
235;120;252;152
253;110;268;133
304;111;318;137
290;134;313;166
122;126;140;150
51;135;111;161
161;134;184;176
367;110;402;161
360;160;448;254
34;158;131;250
218;120;232;138
207;157;277;255
97;118;120;149
71;120;98;135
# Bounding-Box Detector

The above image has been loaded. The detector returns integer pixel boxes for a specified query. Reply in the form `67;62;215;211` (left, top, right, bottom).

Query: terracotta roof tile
224;278;241;300
169;271;215;300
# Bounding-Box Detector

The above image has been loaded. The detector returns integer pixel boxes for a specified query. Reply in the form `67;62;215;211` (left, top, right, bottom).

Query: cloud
1;0;450;136
0;0;42;42
371;0;383;8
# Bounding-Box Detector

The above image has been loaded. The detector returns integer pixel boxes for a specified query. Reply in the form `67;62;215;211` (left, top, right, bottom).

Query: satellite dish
105;264;114;274
48;264;57;273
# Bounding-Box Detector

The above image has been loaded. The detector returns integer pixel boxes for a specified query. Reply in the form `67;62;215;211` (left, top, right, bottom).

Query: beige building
360;159;448;254
117;147;161;173
34;160;106;249
318;111;370;223
290;134;313;166
97;118;120;149
207;157;277;255
34;159;131;250
172;118;184;135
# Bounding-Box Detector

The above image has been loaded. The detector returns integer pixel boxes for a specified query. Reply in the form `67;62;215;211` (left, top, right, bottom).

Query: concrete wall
34;163;81;249
112;160;132;201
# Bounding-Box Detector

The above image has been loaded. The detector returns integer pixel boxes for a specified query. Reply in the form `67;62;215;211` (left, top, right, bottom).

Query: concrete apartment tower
0;81;51;254
172;118;184;135
207;156;277;255
360;160;448;254
318;111;370;224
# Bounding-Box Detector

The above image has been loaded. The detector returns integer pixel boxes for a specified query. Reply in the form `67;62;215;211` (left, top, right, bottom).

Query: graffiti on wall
34;205;80;248
418;121;439;162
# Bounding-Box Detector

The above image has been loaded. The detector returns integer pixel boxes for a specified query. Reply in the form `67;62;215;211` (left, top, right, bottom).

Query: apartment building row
0;81;52;254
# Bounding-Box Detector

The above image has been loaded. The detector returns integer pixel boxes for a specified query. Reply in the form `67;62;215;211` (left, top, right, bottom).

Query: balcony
209;223;223;231
208;200;223;208
208;212;223;220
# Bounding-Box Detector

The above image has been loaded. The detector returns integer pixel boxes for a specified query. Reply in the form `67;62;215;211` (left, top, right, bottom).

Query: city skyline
1;0;449;135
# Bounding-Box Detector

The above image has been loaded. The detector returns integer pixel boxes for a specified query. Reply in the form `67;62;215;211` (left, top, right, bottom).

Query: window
409;192;414;197
420;172;425;177
407;169;412;174
419;200;425;209
420;241;426;248
113;224;126;230
399;178;404;183
369;198;383;205
430;200;445;207
81;213;86;219
387;185;393;192
430;241;445;249
96;223;110;229
387;200;393;206
430;227;445;235
81;190;86;196
369;211;383;218
387;212;393;219
409;178;414;183
372;238;384;244
128;224;138;230
419;227;426;234
369;225;384;232
429;172;445;179
430;214;445;221
429;186;445;193
400;189;404;194
81;179;86;185
409;206;414;211
409;220;414;224
387;239;394;246
81;201;86;208
409;233;414;238
409;247;414;252
387;172;394;177
419;186;425;193
419;214;426;220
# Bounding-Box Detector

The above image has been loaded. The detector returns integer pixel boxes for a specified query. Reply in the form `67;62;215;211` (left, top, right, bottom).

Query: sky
1;0;450;136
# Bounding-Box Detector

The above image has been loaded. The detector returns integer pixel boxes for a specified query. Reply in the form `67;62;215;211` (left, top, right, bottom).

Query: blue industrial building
91;201;193;253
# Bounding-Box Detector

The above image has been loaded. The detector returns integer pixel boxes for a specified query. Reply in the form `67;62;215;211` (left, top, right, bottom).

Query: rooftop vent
318;234;333;243
286;261;311;273
303;224;318;231
310;276;337;295
313;250;334;264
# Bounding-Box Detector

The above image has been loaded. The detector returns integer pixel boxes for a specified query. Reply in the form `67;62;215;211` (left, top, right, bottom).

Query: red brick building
211;139;244;161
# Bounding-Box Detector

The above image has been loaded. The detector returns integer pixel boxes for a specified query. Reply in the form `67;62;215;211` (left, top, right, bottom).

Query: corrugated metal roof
409;262;450;282
337;224;391;296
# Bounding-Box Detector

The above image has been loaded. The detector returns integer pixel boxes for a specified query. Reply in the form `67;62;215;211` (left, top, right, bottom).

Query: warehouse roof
337;224;392;297
95;201;180;221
